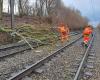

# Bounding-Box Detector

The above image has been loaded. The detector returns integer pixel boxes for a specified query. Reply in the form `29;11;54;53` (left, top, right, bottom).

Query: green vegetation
0;27;12;32
0;24;58;45
16;24;58;44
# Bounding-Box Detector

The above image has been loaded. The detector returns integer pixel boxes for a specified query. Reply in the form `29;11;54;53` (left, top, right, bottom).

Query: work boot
85;44;88;48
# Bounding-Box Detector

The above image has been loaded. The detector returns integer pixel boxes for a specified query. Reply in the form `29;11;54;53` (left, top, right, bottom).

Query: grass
16;24;58;44
0;27;13;32
0;24;58;46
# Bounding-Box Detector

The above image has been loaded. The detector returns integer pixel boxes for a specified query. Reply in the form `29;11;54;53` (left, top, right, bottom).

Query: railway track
29;34;95;80
29;33;95;80
0;32;79;59
73;33;95;80
0;40;44;58
0;33;94;80
7;35;82;80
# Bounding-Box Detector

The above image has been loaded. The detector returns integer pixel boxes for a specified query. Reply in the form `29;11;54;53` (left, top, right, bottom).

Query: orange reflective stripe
58;26;66;33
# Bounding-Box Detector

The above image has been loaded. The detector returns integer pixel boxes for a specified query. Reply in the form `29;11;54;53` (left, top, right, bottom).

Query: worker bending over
58;23;70;43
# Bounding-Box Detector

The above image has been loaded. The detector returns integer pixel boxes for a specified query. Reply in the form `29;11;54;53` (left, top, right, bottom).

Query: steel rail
8;36;82;80
0;41;42;58
0;33;79;58
0;41;39;51
74;33;95;80
0;32;79;51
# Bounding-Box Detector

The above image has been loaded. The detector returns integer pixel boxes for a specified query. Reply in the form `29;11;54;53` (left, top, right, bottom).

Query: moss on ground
16;24;58;44
0;24;58;46
0;27;13;32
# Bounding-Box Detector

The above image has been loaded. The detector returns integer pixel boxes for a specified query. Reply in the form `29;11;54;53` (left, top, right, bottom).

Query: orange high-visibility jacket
58;26;66;33
83;27;91;35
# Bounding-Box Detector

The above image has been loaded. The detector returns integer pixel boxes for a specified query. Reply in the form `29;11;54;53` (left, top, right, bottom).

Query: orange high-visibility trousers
60;31;68;43
83;37;90;44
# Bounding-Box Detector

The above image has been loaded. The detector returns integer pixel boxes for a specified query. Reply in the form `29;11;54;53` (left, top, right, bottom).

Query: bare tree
1;0;89;30
10;0;15;29
8;0;10;14
18;0;29;17
18;0;23;17
0;0;3;20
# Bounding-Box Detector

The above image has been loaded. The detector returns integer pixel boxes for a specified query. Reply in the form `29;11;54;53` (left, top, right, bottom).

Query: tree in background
0;0;3;20
1;0;89;30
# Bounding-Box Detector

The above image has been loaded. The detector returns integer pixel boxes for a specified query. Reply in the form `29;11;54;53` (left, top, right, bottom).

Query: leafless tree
0;0;3;20
18;0;29;17
1;0;89;30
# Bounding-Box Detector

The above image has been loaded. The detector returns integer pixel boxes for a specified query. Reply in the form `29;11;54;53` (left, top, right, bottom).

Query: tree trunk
0;0;3;20
10;0;15;29
18;0;23;17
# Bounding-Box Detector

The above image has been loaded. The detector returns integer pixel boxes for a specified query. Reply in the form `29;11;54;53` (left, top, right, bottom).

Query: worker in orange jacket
82;25;93;48
58;23;69;43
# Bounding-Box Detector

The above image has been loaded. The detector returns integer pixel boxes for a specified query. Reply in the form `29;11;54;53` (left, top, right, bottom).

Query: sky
62;0;100;26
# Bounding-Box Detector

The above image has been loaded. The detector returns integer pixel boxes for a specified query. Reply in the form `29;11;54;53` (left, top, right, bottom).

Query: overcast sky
62;0;100;26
